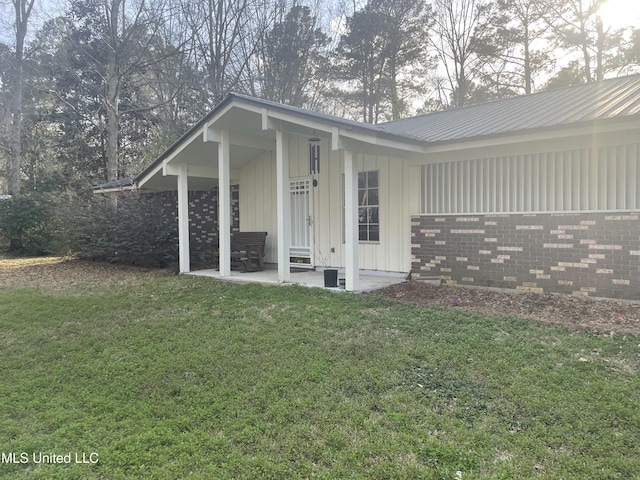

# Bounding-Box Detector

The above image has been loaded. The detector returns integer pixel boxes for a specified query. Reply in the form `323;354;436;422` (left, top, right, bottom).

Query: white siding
239;150;277;261
239;133;412;272
352;153;410;272
421;143;640;214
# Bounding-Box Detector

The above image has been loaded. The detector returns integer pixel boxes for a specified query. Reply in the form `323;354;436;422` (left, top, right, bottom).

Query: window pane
358;207;367;223
358;189;367;206
369;225;379;241
368;171;378;187
355;171;380;243
369;188;379;206
368;207;378;224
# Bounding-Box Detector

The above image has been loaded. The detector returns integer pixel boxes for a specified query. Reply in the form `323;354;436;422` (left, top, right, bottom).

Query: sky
1;0;639;45
598;0;640;30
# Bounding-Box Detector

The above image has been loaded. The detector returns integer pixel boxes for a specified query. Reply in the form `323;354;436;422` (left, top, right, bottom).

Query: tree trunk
580;17;593;83
523;23;532;94
457;65;466;107
8;0;36;196
106;60;119;181
596;14;604;82
390;57;399;120
9;63;23;196
105;0;121;181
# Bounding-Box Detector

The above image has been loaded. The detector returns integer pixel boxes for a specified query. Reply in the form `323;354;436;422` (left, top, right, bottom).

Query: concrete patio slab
186;268;406;293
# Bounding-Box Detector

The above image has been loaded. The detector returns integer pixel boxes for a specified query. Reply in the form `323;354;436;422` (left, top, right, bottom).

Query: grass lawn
1;273;639;479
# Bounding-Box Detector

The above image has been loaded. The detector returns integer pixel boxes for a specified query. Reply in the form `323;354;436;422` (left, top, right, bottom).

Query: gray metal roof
133;91;426;187
131;74;640;190
93;176;135;191
378;74;640;143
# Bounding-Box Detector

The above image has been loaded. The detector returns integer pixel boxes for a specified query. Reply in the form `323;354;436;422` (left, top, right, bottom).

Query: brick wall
411;212;640;299
154;186;240;260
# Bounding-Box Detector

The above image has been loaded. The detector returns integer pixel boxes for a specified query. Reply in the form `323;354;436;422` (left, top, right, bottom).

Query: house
134;74;640;299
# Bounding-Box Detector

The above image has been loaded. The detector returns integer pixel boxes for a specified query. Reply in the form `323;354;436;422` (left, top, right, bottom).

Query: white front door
290;178;314;268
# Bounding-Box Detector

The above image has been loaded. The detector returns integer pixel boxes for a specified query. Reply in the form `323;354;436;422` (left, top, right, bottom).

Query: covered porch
136;94;423;291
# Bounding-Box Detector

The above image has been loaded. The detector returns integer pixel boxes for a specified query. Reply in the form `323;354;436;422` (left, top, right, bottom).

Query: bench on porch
229;231;268;272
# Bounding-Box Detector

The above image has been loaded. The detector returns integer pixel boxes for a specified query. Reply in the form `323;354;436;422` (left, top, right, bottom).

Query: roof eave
421;115;640;153
135;94;428;188
93;185;136;194
135;96;236;186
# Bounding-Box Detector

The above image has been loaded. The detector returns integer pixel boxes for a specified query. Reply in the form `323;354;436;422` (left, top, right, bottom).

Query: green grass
1;276;639;479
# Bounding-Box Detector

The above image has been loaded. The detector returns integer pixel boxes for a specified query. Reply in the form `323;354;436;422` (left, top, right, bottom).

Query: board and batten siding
352;151;411;273
421;143;640;214
238;149;277;260
239;133;412;272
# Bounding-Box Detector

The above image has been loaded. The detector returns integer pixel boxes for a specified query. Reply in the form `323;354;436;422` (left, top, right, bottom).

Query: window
358;171;379;242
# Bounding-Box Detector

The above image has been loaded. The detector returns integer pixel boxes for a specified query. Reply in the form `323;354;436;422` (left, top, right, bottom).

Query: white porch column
276;127;291;283
177;163;190;273
344;149;360;291
218;129;231;277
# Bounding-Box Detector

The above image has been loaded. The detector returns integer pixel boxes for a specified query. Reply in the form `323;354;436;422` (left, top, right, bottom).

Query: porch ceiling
173;139;266;169
140;174;219;191
139;108;274;191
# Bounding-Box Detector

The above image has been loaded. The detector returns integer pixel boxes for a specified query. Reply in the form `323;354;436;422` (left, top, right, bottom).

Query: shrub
0;193;59;255
1;191;179;268
60;193;178;268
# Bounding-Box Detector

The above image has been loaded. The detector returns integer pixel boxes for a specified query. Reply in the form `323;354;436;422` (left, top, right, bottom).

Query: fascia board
340;129;426;153
93;186;135;194
203;102;237;133
261;109;426;154
137;162;164;188
263;108;337;135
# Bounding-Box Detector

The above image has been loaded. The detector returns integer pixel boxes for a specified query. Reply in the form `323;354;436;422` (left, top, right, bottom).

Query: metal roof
93;176;135;192
129;74;640;190
133;92;426;188
378;74;640;143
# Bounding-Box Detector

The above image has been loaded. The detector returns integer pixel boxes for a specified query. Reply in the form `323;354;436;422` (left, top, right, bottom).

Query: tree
0;43;12;193
335;3;387;122
336;0;431;122
541;0;625;84
141;4;209;139
376;0;432;119
58;0;180;183
252;3;329;108
430;0;495;108
181;0;270;105
487;0;552;95
625;29;640;68
6;0;37;196
543;59;586;90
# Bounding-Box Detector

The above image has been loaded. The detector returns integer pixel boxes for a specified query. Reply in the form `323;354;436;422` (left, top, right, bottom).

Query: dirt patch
372;281;640;337
0;257;168;293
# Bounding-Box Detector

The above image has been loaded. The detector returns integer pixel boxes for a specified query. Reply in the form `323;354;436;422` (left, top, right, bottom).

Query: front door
290;178;314;268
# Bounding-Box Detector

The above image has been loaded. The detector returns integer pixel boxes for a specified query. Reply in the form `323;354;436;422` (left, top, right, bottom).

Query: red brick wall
411;212;640;299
